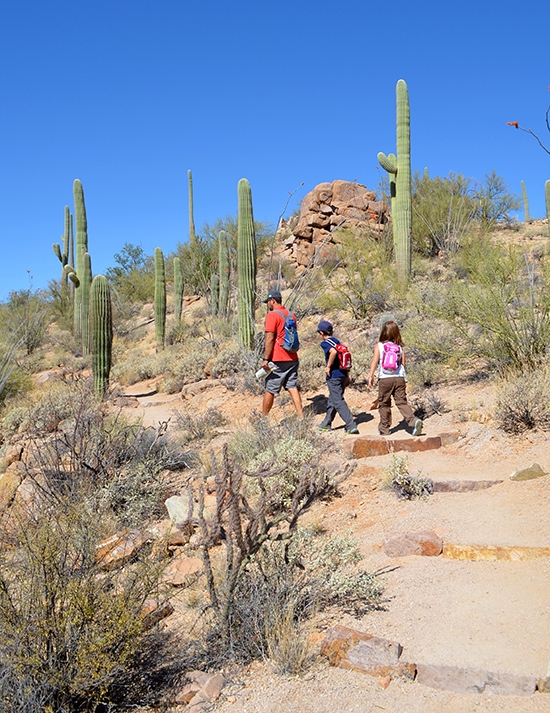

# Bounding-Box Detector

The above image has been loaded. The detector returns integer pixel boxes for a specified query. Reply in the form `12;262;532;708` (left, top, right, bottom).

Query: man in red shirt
261;290;304;419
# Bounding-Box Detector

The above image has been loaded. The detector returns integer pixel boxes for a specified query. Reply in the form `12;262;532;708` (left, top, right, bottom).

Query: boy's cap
317;320;333;333
263;290;282;303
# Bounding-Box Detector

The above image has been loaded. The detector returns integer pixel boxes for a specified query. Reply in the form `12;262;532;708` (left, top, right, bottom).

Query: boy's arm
367;344;380;388
325;347;337;376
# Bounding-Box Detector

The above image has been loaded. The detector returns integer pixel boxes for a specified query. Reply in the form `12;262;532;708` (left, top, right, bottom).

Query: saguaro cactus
154;247;166;351
237;178;256;349
545;180;550;237
63;251;92;356
90;275;112;397
173;257;183;322
188;169;196;250
521;180;530;223
218;230;230;318
73;179;89;336
378;79;412;279
52;206;70;286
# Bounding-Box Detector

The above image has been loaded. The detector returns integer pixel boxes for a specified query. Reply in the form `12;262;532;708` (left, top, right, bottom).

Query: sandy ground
122;377;550;712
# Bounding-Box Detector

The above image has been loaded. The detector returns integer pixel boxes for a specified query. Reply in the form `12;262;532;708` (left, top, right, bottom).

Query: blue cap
317;320;333;333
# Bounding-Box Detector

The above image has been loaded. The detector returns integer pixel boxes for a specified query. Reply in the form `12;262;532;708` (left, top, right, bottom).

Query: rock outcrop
277;180;389;274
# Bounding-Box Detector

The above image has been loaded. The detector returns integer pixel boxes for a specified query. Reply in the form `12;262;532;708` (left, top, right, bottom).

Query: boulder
162;556;202;586
165;494;193;524
96;529;147;570
384;531;443;557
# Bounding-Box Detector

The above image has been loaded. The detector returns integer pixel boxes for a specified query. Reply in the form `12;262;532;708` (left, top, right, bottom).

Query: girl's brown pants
378;376;416;435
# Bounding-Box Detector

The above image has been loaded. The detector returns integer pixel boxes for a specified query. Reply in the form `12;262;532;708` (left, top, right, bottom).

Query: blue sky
0;0;549;297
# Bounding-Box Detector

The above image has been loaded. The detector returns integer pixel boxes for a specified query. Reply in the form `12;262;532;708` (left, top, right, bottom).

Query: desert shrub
495;368;550;433
384;455;433;499
211;345;247;378
111;351;158;385
105;242;155;303
174;407;227;444
295;344;325;392
0;284;51;356
0;489;167;711
410;389;449;419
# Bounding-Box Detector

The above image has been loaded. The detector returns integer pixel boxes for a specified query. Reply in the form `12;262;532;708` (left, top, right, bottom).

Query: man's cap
317;320;333;333
263;290;282;303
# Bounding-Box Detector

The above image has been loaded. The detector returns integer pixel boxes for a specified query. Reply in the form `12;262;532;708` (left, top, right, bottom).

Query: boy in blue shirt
317;320;359;434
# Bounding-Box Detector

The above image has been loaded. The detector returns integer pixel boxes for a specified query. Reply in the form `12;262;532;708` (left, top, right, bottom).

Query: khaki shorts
264;360;299;394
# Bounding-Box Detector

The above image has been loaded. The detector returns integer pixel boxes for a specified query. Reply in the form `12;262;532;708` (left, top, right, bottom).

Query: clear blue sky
1;0;548;298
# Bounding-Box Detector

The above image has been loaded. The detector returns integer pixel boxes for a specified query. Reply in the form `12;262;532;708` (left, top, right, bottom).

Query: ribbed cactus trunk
237;178;256;350
90;275;112;398
211;273;219;316
388;152;397;221
73;180;88;337
521;180;530;223
188;169;196;250
81;253;92;356
154;247;166;351
173;257;183;322
218;230;230;318
546;180;550;237
69;212;75;301
378;79;412;280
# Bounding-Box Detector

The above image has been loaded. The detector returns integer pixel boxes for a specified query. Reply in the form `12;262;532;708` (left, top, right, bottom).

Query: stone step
344;432;459;459
442;543;550;561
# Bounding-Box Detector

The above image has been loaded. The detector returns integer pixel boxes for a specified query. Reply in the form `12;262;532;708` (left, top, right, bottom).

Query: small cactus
174;257;183;322
378;79;412;280
237;178;256;350
90;275;112;397
154;247;166;351
218;230;230;317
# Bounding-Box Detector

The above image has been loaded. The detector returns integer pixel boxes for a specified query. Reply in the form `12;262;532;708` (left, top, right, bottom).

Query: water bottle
256;361;276;379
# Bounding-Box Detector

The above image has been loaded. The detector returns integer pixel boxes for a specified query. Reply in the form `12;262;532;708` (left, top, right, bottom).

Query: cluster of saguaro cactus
90;275;113;397
173;257;183;322
155;247;166;350
188;169;196;250
237;178;256;349
521;180;530;223
378;79;412;280
218;229;229;318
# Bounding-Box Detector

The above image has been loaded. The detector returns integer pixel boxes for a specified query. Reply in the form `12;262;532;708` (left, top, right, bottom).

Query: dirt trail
123;379;550;712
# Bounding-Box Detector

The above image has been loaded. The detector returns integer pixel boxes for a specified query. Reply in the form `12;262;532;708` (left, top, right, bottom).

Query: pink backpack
381;342;401;371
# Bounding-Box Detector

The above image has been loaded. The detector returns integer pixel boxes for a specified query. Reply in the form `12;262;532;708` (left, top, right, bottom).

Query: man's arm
263;332;276;367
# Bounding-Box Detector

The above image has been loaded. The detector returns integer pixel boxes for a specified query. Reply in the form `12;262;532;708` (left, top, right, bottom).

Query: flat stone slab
384;531;443;557
416;663;537;695
432;479;503;492
510;462;548;481
344;432;459;459
321;625;415;678
442;543;550;561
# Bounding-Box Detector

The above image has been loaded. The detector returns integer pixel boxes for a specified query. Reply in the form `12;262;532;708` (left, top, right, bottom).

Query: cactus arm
521;180;530;223
53;242;62;261
154;247;166;350
90;275;113;397
64;264;80;287
237;178;256;350
378;152;398;174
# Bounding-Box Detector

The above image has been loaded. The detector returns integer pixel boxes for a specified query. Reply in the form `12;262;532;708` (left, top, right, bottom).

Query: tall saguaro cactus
81;253;92;356
545;180;550;237
188;169;196;250
237;178;256;350
73;179;89;336
90;275;113;397
378;79;412;280
154;247;166;351
521;180;530;223
173;257;183;322
52;206;70;286
218;230;230;318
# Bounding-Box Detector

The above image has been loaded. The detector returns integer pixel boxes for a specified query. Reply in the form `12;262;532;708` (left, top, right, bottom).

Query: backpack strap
272;309;291;347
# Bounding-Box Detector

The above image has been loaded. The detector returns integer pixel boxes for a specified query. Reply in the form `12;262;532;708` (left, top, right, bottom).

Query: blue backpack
273;309;300;353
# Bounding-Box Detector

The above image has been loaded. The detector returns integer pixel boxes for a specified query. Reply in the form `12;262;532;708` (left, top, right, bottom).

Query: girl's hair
379;320;404;346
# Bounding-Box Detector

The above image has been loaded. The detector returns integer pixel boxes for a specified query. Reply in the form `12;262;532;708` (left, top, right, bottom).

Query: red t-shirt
264;307;298;362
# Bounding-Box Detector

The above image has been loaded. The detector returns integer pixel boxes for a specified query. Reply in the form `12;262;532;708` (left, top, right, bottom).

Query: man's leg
262;391;275;417
287;388;304;419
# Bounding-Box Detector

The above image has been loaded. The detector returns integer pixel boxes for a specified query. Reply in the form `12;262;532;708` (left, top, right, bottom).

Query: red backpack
326;338;352;370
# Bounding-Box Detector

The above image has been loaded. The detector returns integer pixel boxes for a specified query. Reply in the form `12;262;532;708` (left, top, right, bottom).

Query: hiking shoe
412;419;423;436
317;425;331;432
345;428;359;435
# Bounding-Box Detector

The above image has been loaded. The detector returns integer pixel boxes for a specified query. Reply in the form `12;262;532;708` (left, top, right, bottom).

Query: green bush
384;455;433;499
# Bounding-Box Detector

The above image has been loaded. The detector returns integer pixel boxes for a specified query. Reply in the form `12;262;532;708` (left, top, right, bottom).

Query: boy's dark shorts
264;360;299;394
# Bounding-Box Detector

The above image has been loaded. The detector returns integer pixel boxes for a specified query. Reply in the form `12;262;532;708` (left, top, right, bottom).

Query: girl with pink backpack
367;318;422;437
